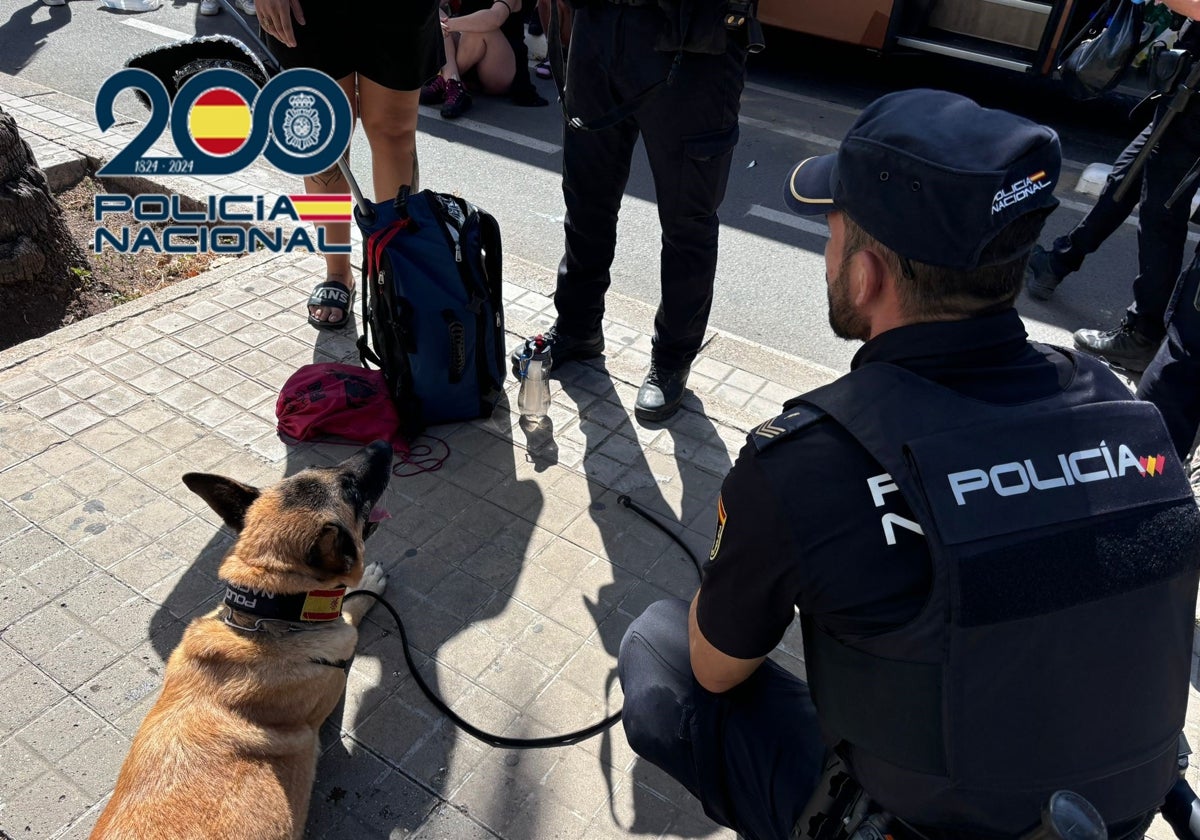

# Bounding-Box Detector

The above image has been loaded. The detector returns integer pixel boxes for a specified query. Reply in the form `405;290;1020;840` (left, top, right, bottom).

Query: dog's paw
359;562;388;596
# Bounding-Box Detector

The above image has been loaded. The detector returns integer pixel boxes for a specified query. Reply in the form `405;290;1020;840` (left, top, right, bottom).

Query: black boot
635;361;690;422
510;324;605;378
1072;319;1160;373
1025;245;1066;301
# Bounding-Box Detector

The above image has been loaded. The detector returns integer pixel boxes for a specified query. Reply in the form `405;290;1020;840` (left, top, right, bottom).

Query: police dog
91;440;394;840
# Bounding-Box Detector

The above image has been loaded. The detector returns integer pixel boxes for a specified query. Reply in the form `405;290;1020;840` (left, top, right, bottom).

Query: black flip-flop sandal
307;279;355;331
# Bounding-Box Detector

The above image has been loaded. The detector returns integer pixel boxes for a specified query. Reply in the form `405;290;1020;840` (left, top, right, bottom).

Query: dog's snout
366;439;393;460
346;440;393;508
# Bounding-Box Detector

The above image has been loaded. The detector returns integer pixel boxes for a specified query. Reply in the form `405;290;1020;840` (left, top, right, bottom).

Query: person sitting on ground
421;0;547;120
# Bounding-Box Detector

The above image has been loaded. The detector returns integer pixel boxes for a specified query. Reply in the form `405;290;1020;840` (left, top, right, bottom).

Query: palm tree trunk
0;105;88;299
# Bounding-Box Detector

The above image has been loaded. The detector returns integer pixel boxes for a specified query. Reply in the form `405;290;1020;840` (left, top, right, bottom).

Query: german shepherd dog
91;440;394;840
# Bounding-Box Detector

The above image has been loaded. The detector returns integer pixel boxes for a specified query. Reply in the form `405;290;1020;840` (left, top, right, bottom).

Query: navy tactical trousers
1050;99;1200;339
617;599;827;840
1124;100;1200;337
553;3;746;370
1046;123;1148;277
1137;249;1200;458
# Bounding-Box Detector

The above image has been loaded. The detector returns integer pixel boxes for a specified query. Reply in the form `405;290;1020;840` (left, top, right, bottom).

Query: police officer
1035;16;1200;372
616;89;1200;840
1138;248;1200;457
510;0;751;421
1135;0;1200;458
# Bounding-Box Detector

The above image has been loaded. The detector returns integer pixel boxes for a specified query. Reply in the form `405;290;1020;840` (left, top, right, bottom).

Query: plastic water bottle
517;336;552;423
101;0;164;11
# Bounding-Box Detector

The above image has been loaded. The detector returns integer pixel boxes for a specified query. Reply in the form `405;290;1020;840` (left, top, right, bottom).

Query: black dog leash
345;495;704;749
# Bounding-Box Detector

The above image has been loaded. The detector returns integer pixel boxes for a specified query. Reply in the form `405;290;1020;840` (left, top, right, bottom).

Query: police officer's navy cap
783;89;1061;271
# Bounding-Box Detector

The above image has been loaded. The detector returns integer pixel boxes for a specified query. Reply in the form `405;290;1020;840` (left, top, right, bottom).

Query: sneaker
1025;244;1065;301
41;0;67;6
235;0;255;13
510;324;604;378
1073;321;1160;373
635;361;691;422
441;78;473;119
420;75;448;106
199;0;218;12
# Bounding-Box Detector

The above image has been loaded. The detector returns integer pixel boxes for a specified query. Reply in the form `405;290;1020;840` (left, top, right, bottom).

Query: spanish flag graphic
290;194;353;223
301;588;345;621
188;88;252;156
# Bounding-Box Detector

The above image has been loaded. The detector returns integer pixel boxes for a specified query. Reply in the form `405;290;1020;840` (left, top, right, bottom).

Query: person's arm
688;592;765;693
688;446;806;694
1155;0;1200;20
443;0;520;34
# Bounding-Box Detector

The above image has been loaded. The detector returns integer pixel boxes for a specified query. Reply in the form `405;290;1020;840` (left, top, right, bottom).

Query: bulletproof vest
790;352;1200;834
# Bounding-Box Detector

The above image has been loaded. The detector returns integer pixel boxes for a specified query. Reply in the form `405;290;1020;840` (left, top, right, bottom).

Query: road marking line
739;115;839;149
749;200;1200;248
744;81;862;117
740;85;1086;171
418;106;561;154
120;18;192;40
748;204;829;237
1057;197;1200;243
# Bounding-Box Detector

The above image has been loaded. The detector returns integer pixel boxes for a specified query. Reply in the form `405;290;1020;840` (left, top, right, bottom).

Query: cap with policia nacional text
783;88;1062;271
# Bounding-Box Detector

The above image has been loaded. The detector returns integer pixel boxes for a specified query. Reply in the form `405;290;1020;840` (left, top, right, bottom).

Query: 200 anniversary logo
93;66;353;254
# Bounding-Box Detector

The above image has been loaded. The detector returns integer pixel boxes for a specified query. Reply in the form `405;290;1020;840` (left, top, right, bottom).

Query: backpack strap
478;210;503;313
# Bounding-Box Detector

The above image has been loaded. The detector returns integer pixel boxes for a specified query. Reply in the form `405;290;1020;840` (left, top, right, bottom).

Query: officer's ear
850;247;889;308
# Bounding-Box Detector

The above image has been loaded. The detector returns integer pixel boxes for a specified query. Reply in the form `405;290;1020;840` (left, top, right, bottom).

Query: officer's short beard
827;253;870;341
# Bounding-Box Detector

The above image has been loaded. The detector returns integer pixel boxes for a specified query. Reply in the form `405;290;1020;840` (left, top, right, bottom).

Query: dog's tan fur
91;453;389;840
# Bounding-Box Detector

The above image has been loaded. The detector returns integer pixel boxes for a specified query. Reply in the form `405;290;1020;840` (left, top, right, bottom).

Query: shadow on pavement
0;1;72;77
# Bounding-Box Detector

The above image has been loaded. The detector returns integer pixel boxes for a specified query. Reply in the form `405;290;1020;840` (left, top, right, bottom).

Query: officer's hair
842;208;1054;320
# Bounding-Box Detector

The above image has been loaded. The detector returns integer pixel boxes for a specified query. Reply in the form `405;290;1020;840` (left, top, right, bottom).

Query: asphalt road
3;0;1168;372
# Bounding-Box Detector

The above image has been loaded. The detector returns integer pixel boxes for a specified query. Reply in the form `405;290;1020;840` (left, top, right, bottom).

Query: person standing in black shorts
257;0;443;331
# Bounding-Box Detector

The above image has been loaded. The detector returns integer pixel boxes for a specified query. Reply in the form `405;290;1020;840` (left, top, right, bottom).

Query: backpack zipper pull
455;243;462;263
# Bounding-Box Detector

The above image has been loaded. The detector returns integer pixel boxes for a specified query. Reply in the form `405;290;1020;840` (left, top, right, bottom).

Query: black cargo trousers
553;0;747;370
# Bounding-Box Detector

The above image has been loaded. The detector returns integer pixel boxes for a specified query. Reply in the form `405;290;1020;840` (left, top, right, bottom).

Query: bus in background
755;0;1108;79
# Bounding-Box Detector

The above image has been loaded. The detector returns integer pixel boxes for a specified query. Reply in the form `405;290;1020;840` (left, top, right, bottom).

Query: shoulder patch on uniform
749;403;826;451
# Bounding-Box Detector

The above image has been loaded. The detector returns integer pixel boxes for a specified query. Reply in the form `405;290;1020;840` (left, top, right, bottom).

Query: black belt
606;0;654;7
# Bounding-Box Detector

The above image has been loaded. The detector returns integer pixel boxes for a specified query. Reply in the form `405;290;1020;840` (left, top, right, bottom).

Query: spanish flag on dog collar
222;580;346;624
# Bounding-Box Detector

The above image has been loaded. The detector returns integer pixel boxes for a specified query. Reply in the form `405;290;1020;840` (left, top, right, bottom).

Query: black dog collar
222;580;346;625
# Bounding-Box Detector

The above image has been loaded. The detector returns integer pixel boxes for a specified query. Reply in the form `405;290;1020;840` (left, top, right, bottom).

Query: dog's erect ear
182;473;260;532
307;522;359;578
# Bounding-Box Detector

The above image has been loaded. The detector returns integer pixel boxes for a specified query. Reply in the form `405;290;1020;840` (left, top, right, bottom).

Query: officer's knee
617;600;700;771
618;598;690;679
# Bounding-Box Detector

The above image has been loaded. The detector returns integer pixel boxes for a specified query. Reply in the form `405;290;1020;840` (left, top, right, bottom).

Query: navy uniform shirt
696;308;1077;658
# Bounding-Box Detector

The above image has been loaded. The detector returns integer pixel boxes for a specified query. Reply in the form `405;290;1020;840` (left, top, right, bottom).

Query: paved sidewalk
2;72;1199;840
0;73;836;840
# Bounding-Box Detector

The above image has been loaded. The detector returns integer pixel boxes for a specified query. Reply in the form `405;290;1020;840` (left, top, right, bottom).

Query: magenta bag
276;363;409;455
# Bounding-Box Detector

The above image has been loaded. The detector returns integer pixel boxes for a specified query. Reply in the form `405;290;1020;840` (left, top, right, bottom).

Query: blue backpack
356;187;506;437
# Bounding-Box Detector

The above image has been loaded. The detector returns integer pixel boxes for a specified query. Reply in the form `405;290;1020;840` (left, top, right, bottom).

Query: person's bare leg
462;31;515;94
307;73;358;326
357;76;421;204
537;0;570;48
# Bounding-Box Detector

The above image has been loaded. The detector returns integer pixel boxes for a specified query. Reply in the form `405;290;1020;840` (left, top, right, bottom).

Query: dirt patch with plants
2;178;237;353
